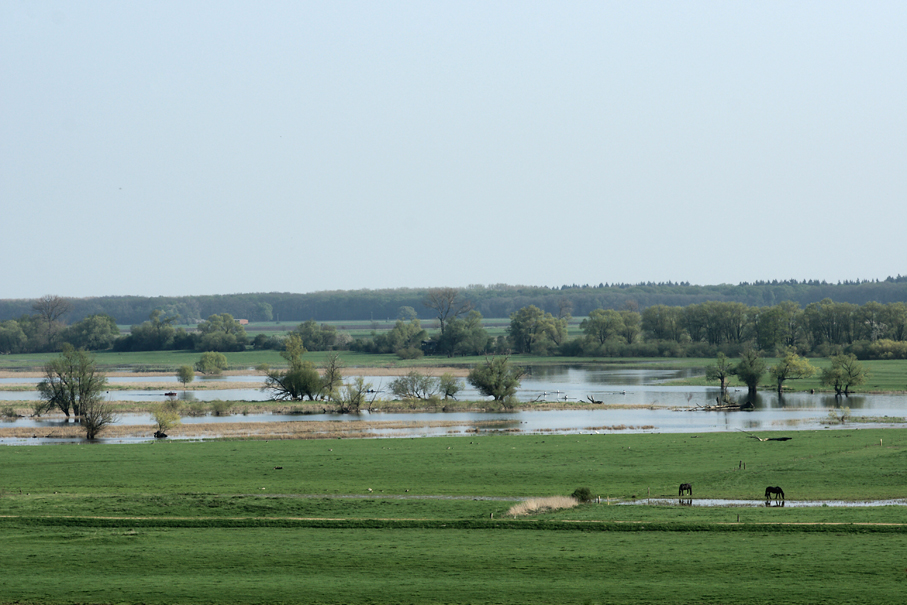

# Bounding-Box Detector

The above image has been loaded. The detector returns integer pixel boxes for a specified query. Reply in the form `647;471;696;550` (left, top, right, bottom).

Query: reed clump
507;496;578;516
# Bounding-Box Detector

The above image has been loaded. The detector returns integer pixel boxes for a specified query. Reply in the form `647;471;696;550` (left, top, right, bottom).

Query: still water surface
3;365;905;442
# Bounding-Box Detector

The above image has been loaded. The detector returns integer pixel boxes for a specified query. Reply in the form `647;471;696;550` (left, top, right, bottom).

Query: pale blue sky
3;1;905;299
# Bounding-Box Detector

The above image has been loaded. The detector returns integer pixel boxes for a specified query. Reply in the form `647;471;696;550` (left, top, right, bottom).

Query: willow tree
36;344;114;439
263;334;329;402
734;348;766;395
705;352;734;401
468;356;524;408
769;350;816;393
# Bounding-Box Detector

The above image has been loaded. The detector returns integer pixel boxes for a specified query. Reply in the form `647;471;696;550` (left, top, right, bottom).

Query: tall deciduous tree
423;288;472;335
293;320;339;351
821;354;867;396
734;348;765;395
508;306;567;355
196;313;248;352
36;345;115;438
32;294;71;324
705;352;734;400
581;309;624;345
618;310;642;344
31;294;71;350
62;314;120;350
435;310;489;357
769;350;816;393
177;365;195;386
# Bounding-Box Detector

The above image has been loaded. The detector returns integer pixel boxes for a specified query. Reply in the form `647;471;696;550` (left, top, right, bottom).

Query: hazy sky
3;1;905;299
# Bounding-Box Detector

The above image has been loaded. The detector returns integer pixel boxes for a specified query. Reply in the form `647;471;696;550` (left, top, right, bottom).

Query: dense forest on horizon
2;277;907;325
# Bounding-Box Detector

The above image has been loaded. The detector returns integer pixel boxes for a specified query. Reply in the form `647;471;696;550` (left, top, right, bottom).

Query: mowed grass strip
1;526;906;604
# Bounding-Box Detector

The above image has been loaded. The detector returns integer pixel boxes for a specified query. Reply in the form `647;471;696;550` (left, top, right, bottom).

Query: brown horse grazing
679;483;692;496
765;486;784;500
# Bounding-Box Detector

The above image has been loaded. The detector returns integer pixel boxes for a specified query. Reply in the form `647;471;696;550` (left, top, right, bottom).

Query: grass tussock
508;496;578;517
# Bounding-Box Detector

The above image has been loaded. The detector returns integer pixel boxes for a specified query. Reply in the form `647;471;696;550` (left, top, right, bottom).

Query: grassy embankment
1;430;906;603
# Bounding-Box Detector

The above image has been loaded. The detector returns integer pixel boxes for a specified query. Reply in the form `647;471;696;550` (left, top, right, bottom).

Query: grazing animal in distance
678;483;692;497
765;486;784;500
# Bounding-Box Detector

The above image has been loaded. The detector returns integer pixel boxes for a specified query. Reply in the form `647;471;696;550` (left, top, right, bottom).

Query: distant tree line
3;289;907;362
2;277;907;325
563;299;907;360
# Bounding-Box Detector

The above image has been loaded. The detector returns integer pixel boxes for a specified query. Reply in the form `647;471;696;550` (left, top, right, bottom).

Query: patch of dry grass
507;496;578;516
0;418;517;441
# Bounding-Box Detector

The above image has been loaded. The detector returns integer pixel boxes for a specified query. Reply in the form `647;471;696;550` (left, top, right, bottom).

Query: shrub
389;371;438;400
152;405;181;434
195;351;228;375
210;400;233;416
1;405;18;419
571;487;595;502
183;402;208;417
395;346;424;360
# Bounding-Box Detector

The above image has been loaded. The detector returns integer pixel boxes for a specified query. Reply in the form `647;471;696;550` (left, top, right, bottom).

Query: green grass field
1;430;906;603
668;357;907;393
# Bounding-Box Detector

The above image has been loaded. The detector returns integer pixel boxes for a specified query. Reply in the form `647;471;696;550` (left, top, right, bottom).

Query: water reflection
2;365;906;439
627;498;907;508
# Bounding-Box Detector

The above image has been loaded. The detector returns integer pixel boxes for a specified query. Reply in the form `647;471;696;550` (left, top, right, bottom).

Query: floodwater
623;498;907;508
3;365;906;441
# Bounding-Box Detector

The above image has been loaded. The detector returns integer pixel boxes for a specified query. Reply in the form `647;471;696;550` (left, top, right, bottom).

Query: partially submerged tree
734;348;766;395
438;373;461;400
821;354;867;396
36;344;115;438
390;371;440;400
705;352;734;401
80;395;118;440
264;362;323;401
321;353;344;401
338;376;373;413
152;402;181;437
263;335;336;402
468;356;524;407
769;350;816;393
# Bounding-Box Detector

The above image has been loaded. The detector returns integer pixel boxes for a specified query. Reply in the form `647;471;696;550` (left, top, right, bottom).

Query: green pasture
2;526;904;605
670;357;907;393
2;430;906;502
2;430;907;604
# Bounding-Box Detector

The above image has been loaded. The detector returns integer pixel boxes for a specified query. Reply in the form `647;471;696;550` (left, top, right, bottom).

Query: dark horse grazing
678;483;692;497
765;486;784;500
